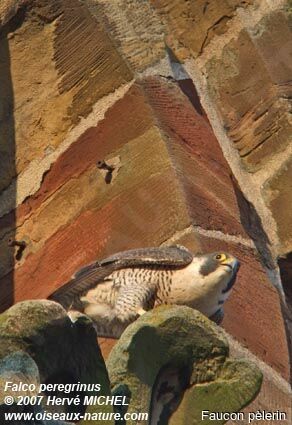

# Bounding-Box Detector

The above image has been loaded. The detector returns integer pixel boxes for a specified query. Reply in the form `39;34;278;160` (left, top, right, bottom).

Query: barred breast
83;265;175;309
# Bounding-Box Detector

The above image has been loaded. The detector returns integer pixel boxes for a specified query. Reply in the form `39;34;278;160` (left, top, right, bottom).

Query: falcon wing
49;245;193;309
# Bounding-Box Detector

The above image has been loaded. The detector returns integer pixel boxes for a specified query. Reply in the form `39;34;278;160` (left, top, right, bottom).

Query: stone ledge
107;305;262;425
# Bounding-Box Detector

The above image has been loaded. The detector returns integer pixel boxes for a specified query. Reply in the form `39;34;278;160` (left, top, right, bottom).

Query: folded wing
49;245;193;309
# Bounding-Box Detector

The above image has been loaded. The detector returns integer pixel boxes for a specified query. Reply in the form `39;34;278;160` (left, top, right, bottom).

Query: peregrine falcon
49;245;240;338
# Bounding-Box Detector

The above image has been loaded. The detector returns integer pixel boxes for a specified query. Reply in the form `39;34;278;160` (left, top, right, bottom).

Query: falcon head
198;252;240;294
180;251;240;321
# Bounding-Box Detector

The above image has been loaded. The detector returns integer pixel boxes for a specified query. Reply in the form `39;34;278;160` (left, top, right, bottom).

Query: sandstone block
264;156;292;332
151;0;253;59
263;156;292;255
141;77;245;236
88;0;166;72
0;0;132;193
205;8;292;171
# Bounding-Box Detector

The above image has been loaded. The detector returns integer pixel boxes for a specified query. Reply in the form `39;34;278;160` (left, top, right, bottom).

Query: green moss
107;306;262;425
0;301;114;423
170;360;262;425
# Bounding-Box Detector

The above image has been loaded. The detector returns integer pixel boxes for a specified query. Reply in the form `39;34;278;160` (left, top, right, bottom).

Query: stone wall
0;0;291;411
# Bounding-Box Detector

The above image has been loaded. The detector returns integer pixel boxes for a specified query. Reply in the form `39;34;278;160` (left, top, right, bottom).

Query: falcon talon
49;246;240;338
137;308;147;316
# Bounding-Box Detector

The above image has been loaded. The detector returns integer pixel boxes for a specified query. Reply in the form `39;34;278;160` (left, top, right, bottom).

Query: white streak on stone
161;225;254;249
0;81;134;218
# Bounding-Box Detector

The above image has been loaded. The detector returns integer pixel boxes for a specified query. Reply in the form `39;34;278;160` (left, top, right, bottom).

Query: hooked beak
221;257;240;273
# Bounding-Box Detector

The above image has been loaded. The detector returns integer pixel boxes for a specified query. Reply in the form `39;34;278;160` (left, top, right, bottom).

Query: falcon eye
214;253;226;261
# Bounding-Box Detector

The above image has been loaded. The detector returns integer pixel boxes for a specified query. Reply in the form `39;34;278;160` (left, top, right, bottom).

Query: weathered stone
0;82;174;282
170;360;262;425
205;8;292;171
54;0;133;125
0;300;110;396
263;156;292;255
0;353;72;425
0;352;39;403
0;0;132;192
0;353;67;424
230;175;274;268
227;338;292;425
0;77;245;280
279;252;292;317
0;1;30;26
0;223;15;281
0;4;65;190
151;0;253;60
13;127;177;255
250;8;292;87
0;0;290;418
107;305;262;425
141;77;245;236
0;1;290;419
0;300;113;423
14;83;154;223
263;156;292;364
87;0;166;72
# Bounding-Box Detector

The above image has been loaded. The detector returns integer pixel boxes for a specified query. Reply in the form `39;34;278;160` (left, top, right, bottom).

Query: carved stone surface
107;305;262;425
0;300;113;424
205;10;292;172
150;0;254;59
